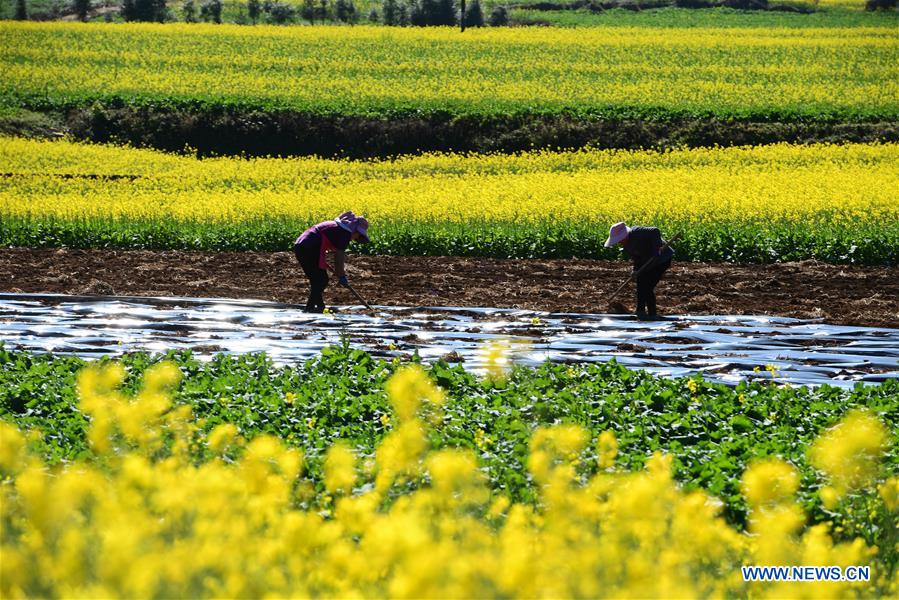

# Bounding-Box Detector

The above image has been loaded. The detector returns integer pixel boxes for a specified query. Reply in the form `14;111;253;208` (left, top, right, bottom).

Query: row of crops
2;136;897;263
1;15;897;598
514;5;899;28
2;22;897;120
1;346;897;596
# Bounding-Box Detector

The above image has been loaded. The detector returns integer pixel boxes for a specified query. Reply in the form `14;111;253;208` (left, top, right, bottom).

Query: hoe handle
325;263;374;311
345;281;374;311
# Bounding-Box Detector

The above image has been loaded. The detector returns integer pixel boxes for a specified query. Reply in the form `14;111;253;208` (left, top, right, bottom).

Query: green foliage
381;0;407;24
199;0;222;22
2;345;897;551
246;0;262;22
463;0;484;26
73;0;90;21
181;0;197;21
300;0;315;21
410;0;457;25
487;3;507;25
121;0;168;22
510;6;899;27
265;0;298;22
1;214;897;265
335;0;358;21
866;0;897;10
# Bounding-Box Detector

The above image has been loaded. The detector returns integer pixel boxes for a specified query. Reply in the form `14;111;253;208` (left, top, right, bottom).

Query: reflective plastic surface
1;294;897;388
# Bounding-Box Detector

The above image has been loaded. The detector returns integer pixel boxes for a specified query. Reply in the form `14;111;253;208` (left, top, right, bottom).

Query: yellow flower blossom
384;365;445;422
474;428;491;451
2;138;896;252
878;477;898;512
741;458;800;508
820;485;841;510
0;421;27;476
809;409;888;495
324;442;357;495
426;449;488;506
597;430;618;469
1;22;895;117
0;359;894;597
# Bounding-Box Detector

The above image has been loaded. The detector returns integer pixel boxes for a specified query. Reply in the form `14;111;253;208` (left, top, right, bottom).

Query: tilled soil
2;248;897;328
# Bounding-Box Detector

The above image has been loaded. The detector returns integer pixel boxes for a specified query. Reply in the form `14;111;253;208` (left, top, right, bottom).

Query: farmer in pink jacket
294;212;370;312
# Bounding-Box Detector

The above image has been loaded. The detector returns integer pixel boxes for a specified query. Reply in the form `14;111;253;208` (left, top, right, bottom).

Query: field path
1;249;897;328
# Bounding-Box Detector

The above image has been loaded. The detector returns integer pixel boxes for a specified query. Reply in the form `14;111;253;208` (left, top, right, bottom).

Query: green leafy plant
2;345;896;557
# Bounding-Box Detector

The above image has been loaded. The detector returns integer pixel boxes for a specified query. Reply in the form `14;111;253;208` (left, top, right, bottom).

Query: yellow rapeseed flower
324;442;357;494
741;458;800;508
597;430;618;469
809;409;888;495
0;421;27;476
878;477;898;512
384;365;445;422
208;423;239;453
2;138;897;245
2;23;896;116
820;485;841;510
0;359;894;597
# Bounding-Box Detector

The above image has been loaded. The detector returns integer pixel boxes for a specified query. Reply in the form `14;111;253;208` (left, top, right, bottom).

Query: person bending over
294;211;369;313
605;222;673;320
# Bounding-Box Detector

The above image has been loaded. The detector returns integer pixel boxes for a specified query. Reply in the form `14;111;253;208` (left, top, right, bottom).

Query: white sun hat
604;222;630;248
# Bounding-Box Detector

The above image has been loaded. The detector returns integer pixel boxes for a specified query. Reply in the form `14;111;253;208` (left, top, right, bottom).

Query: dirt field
2;248;897;328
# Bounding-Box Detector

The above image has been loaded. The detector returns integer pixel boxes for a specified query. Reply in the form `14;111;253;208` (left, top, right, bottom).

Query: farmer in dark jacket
294;211;369;312
605;222;674;319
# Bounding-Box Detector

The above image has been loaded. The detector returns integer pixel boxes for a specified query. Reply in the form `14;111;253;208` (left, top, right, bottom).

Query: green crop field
3;345;897;596
511;6;899;29
1;6;898;598
2;137;897;264
3;345;897;537
1;21;897;120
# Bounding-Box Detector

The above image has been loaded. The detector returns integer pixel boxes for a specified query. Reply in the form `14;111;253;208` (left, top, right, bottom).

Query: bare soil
2;248;897;328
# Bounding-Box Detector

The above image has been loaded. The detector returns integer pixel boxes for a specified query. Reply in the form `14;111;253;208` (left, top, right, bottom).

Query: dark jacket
623;226;674;270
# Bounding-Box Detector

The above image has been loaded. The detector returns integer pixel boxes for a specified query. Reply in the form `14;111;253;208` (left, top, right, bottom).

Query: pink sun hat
604;222;630;248
335;211;370;243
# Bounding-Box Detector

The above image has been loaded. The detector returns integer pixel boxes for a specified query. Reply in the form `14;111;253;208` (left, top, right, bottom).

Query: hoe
326;263;374;311
344;279;374;311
